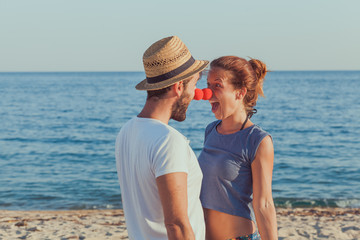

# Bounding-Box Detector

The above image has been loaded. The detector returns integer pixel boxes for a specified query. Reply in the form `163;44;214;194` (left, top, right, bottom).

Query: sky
0;0;359;72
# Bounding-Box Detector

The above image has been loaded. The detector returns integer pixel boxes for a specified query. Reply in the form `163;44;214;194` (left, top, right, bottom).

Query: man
115;36;209;239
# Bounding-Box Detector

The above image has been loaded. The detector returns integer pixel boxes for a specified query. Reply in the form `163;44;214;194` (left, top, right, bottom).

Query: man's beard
170;91;191;122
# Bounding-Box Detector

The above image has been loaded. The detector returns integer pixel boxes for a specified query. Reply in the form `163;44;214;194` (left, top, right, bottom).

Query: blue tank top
198;120;270;221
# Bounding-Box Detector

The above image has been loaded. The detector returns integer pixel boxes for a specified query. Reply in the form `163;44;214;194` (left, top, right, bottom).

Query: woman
198;56;278;240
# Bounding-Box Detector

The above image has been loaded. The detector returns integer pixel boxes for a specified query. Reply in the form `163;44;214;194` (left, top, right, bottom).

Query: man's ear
172;81;184;97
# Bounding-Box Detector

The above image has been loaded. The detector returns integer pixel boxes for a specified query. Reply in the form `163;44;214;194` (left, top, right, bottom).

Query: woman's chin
213;112;223;120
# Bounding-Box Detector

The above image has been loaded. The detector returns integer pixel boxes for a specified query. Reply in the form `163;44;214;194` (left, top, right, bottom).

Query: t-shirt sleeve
151;132;190;178
248;128;272;163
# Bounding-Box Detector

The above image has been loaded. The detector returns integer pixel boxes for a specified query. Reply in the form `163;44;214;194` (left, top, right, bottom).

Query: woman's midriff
203;208;256;240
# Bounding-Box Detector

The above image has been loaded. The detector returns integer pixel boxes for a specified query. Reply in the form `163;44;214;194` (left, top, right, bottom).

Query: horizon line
1;69;360;73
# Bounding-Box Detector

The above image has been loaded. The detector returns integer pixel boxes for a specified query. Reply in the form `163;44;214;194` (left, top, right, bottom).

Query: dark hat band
146;56;195;84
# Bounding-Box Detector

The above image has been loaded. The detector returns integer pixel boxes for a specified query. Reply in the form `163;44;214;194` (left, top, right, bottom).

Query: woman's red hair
210;56;268;117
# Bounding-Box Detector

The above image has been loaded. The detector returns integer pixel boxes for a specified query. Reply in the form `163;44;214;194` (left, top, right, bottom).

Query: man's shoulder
120;117;169;132
157;125;188;147
119;117;186;143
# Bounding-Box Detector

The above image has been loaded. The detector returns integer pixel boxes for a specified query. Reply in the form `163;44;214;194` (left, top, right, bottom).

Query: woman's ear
235;87;247;100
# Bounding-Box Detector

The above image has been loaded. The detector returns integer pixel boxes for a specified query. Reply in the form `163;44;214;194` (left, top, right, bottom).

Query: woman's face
207;67;242;120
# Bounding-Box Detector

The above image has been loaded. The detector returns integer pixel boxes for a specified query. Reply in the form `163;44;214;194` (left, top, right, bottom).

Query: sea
0;71;359;210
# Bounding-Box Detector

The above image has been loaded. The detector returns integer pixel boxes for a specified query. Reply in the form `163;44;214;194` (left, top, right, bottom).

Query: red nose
194;88;212;100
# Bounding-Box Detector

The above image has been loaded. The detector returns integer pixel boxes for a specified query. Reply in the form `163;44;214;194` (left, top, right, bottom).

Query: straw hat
136;36;209;90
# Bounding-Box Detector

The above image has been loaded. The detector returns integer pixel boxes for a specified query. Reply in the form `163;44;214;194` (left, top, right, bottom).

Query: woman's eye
207;82;221;88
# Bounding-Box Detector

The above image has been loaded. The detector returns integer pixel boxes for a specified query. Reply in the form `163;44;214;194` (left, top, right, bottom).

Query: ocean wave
274;198;360;208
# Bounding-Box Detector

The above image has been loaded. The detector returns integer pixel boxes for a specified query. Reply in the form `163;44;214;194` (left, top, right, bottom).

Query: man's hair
146;74;199;100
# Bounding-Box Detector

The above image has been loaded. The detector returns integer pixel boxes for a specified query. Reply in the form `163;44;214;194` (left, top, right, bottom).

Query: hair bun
249;58;267;81
248;58;267;97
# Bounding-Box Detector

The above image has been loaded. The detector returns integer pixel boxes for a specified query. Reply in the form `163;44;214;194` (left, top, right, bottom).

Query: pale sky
1;0;359;72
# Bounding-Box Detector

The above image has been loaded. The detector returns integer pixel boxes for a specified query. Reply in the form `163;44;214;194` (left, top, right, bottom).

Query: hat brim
135;60;209;91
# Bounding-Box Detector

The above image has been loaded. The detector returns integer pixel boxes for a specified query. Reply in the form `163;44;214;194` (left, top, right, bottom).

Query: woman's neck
218;111;251;135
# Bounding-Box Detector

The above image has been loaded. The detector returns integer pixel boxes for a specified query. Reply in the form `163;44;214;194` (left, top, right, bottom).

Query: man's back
115;117;205;239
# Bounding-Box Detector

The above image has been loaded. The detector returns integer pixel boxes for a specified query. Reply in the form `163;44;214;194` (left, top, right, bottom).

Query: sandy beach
0;208;359;240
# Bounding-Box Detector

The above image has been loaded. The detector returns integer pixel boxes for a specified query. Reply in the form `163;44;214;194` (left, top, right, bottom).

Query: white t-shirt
115;117;205;240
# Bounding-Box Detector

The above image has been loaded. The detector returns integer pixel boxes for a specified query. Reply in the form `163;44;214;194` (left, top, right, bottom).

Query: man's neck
137;98;173;125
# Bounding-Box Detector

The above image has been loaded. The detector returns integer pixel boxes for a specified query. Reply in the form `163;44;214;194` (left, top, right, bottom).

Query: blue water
0;71;359;210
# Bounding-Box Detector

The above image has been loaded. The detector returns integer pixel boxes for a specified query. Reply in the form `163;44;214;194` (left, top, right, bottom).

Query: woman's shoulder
249;124;270;137
204;120;221;139
206;120;221;129
205;120;220;133
246;125;272;162
247;124;272;147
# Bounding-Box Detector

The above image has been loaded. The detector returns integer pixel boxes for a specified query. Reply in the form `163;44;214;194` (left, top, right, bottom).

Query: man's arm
252;136;278;240
156;172;195;240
